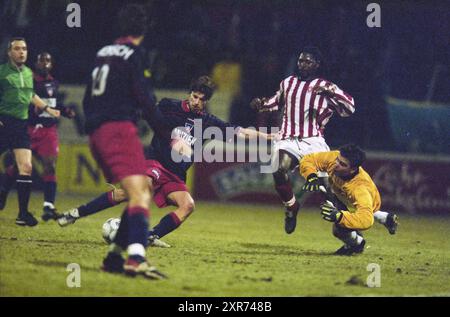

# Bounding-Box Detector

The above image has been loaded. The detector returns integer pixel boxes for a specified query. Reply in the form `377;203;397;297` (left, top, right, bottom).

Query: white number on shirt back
91;64;110;96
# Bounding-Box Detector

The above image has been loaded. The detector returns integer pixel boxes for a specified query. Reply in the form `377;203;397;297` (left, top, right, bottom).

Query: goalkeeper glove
302;173;321;192
320;200;343;223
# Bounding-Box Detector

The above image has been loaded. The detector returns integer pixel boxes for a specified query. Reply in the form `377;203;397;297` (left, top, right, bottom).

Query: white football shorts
271;136;330;173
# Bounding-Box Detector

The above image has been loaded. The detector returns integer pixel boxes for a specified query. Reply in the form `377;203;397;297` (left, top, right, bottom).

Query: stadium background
1;0;449;215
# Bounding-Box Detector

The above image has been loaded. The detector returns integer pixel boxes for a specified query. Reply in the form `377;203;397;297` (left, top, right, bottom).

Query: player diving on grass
250;46;398;236
250;46;357;234
300;144;398;255
58;75;273;247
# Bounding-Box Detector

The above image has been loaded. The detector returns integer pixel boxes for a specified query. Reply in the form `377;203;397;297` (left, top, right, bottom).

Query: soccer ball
102;218;121;244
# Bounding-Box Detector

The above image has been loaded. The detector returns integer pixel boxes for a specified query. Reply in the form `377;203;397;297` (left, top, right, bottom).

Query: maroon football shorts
145;159;188;208
89;121;147;184
28;125;59;157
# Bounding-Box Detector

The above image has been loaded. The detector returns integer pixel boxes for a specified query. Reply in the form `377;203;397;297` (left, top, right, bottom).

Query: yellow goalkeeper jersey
300;151;381;230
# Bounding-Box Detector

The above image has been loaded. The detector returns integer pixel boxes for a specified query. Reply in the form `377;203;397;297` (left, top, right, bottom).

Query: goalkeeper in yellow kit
300;144;397;255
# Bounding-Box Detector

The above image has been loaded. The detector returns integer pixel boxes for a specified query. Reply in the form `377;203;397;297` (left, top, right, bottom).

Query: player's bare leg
13;148;37;226
167;191;195;222
112;188;127;202
272;149;300;234
147;191;195;248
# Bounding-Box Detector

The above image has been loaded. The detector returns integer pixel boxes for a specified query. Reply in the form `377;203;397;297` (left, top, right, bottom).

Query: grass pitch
1;192;450;297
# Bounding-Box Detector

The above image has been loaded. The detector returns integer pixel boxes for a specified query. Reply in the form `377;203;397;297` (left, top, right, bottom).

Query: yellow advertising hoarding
56;144;109;194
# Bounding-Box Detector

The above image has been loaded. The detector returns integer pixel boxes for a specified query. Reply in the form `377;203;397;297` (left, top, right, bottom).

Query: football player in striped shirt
251;46;355;234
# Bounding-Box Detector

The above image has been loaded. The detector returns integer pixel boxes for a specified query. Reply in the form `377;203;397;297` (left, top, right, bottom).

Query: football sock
43;177;57;205
3;165;16;192
78;191;117;217
16;175;32;218
0;190;8;210
282;196;299;217
149;212;181;239
114;212;129;250
373;211;389;224
127;244;146;258
43;201;55;209
338;231;364;247
275;182;295;203
127;206;150;248
0;190;7;210
286;199;299;212
0;165;17;208
334;226;363;247
350;231;364;245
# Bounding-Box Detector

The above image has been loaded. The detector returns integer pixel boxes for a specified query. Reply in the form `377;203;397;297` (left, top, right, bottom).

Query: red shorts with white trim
145;159;188;208
89;121;147;184
28;125;59;157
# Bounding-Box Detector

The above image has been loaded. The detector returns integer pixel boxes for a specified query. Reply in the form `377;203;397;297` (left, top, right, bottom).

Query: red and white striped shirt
262;76;355;140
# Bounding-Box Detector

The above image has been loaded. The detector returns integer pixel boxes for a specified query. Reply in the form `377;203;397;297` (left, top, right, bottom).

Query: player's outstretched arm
249;97;267;111
170;138;193;157
313;83;355;117
32;94;60;118
238;127;276;140
251;79;285;112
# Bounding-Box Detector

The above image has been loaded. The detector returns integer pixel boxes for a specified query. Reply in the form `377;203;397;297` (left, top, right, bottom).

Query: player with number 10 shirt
82;4;170;279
